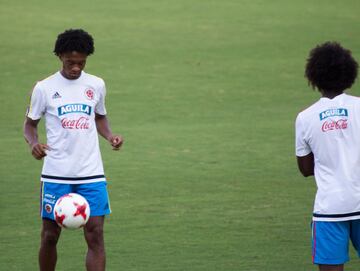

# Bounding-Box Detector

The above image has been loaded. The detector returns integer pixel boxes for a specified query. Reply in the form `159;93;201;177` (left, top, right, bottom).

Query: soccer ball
53;193;90;229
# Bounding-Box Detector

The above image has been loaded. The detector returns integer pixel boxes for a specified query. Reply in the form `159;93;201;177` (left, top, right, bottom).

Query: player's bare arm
297;152;314;177
95;113;124;150
23;117;50;160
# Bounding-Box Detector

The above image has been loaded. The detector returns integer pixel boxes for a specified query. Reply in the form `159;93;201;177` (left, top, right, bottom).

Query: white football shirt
27;71;107;184
296;93;360;221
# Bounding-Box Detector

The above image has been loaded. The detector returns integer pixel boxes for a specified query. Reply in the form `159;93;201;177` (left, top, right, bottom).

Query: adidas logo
52;92;62;99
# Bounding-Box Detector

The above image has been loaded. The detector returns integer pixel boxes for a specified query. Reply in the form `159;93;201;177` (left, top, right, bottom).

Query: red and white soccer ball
53;193;90;229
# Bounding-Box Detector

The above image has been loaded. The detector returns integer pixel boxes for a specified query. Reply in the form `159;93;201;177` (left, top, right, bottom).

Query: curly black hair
54;29;94;56
305;42;358;93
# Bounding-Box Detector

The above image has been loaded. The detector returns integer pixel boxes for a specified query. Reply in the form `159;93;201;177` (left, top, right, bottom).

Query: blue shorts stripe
40;182;45;217
312;221;316;263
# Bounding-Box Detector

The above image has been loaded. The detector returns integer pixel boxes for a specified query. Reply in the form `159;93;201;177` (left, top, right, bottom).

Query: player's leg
350;219;360;258
39;182;70;271
39;219;61;271
84;216;105;271
318;264;344;271
312;221;350;270
75;181;110;271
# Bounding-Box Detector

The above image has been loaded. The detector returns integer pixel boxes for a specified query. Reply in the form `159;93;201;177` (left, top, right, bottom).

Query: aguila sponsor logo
319;108;348;120
61;117;90;129
321;119;348;132
58;104;92;116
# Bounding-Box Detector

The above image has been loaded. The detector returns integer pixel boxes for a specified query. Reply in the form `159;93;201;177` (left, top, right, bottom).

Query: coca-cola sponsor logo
61;117;90;129
321;119;348;132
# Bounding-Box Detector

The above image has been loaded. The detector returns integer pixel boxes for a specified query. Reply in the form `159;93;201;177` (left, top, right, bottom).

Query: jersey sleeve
295;114;312;157
95;81;107;115
27;83;46;120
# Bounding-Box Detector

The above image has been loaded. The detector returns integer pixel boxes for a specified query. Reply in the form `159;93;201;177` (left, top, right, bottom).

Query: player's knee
85;225;104;249
41;228;61;246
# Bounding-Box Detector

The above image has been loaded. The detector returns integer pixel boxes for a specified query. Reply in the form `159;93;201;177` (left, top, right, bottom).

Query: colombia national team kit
296;93;360;264
27;71;111;219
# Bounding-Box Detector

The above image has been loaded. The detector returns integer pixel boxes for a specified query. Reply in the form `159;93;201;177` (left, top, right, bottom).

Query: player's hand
109;135;124;151
31;143;50;160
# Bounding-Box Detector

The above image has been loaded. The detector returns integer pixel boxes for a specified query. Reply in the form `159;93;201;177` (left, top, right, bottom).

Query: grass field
1;0;360;270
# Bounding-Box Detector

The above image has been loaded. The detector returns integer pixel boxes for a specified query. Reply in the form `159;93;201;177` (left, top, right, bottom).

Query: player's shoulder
35;72;60;88
82;71;105;86
296;100;321;120
29;72;58;97
342;93;360;104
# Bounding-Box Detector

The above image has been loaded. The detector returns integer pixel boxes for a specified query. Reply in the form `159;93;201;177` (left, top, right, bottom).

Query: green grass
1;0;360;270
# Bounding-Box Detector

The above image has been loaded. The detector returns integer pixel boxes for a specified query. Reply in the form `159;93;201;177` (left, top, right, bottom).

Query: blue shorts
40;181;111;220
312;220;360;265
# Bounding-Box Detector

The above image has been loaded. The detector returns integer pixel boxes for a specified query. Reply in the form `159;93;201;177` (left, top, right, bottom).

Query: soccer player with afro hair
296;42;359;271
24;29;124;271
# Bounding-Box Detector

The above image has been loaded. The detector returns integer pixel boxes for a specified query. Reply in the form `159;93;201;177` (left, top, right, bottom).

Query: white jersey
296;93;360;221
27;71;107;184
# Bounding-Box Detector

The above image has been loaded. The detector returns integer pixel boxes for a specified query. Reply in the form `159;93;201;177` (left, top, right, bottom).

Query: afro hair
305;42;358;93
54;29;94;56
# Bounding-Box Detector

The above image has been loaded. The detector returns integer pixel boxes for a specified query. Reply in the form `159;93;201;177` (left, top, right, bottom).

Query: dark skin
60;51;87;80
296;152;314;177
319;265;344;271
296;89;344;271
23;51;123;271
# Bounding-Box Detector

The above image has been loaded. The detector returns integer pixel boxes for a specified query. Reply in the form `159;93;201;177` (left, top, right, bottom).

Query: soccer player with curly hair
296;42;359;271
24;29;124;271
